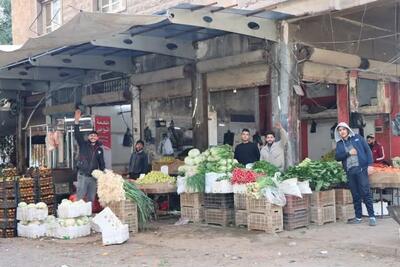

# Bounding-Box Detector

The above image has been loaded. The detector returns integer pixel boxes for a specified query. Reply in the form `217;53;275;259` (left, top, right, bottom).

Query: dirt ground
0;217;399;267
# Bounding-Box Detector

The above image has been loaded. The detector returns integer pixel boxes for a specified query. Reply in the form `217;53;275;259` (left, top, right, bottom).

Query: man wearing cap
74;109;105;202
366;134;385;164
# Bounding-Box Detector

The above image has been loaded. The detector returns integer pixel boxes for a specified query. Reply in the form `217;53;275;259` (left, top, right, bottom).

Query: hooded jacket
334;122;372;171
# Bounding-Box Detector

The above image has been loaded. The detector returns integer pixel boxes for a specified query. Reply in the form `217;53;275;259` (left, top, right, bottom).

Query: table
137;183;178;218
369;172;400;218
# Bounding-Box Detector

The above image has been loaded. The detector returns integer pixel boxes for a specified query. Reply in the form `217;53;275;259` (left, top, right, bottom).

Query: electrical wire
356;5;367;53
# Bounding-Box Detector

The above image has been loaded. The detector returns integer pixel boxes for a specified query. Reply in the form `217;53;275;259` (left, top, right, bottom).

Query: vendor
234;128;260;165
128;140;149;179
260;122;288;171
366;134;385;164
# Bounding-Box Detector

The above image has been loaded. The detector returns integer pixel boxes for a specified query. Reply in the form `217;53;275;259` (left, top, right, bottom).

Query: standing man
335;122;376;226
128;140;149;179
260;122;288;171
234;129;260;165
74;109;105;202
366;134;385;164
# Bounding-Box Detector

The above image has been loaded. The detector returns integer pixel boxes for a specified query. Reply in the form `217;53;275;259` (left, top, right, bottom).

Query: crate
234;194;247;210
18;178;35;188
235;210;247;226
0;228;17;238
247;208;283;234
19;187;36;198
335;189;353;205
181;206;204;223
311;205;336;225
204;208;234;226
0;199;17;208
0;188;17;199
54;183;71;195
37;176;53;187
311;190;335;207
38;186;54;196
336;204;355;222
283;209;310;231
0;208;16;218
19;195;35;204
0;219;17;229
108;199;139;233
180;193;204;208
246;197;275;213
0;180;17;189
283;195;310;214
204;193;234;209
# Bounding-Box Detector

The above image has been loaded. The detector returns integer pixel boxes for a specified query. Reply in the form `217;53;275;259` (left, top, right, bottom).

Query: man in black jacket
128;140;149;179
74;109;105;202
234;128;260;165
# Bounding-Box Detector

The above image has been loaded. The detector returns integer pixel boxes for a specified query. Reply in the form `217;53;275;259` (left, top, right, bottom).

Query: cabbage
29;220;41;225
27;203;36;209
58;219;66;227
194;157;203;165
61;199;72;205
21;221;29;225
65;218;76;227
184;157;195;166
178;165;186;173
36;202;47;209
18;202;27;208
188;148;201;158
46;215;56;223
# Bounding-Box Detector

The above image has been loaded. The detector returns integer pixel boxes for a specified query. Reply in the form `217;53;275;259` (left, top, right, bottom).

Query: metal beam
167;7;278;41
333;16;394;33
0;79;49;91
0;67;86;82
29;54;135;73
91;34;196;60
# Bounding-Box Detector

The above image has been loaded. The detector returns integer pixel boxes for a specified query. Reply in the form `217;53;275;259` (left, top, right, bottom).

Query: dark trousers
347;166;375;218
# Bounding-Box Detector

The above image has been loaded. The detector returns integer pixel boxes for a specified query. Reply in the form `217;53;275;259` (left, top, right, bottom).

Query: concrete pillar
16;92;26;173
130;81;141;144
191;70;209;151
337;84;350;123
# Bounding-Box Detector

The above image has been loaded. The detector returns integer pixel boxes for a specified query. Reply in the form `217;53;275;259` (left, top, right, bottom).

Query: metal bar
130;22;170;36
192;32;227;44
245;8;267;17
211;4;238;13
46;125;50;167
165;27;205;39
50;43;90;56
70;125;74;169
102;49;126;57
66;118;70;168
380;188;383;218
190;2;217;11
29;127;32;167
70;46;96;56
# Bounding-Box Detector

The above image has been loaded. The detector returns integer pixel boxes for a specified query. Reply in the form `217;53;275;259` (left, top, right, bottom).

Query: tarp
0;12;166;68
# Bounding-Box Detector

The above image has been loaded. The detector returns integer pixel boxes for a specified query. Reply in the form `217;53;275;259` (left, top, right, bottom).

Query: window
98;0;126;13
43;0;62;33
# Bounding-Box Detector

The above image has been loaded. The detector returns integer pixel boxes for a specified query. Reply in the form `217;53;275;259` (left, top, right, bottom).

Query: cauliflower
92;169;125;206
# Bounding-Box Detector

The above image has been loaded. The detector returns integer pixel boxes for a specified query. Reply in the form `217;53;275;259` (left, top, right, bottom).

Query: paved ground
0;218;399;267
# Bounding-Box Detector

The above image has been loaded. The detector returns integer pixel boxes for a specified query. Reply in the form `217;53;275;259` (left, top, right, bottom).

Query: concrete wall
11;0;39;44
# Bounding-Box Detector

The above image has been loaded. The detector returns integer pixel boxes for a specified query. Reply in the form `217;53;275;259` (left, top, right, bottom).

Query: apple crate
283;195;310;214
311;205;336;225
180;193;204;208
247;207;283;234
234;193;247;211
336;204;355;222
246;197;276;213
0;228;16;238
235;210;247;226
108;199;138;233
335;189;353;205
283;209;310;231
204;208;234;226
181;206;204;223
311;190;335;207
204;193;234;209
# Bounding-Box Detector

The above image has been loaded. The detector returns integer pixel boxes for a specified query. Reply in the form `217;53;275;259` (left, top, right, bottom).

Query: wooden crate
235;210;247;226
246;197;275;213
311;190;335;207
204;193;234;209
311;205;336;225
283;195;310;214
336;204;355;222
0;208;16;218
247;207;283;234
335;189;353;205
0;228;16;238
204;208;234;226
234;194;247;210
180;193;204;208
181;206;204;223
283;209;310;231
107;199;139;233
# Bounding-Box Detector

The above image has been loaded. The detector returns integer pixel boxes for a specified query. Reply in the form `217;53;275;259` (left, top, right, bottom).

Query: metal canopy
0;4;290;92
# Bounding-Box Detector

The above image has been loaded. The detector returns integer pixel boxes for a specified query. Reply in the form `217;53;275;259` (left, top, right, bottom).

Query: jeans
77;172;97;202
347;166;375;218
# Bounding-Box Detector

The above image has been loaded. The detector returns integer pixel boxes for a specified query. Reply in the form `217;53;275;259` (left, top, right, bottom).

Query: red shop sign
94;116;111;149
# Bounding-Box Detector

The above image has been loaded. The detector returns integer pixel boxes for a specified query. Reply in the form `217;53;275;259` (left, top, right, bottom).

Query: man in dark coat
128;140;149;179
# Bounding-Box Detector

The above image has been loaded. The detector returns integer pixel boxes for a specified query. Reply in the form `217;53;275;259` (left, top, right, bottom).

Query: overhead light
63;117;92;122
233;89;237;93
218;123;226;127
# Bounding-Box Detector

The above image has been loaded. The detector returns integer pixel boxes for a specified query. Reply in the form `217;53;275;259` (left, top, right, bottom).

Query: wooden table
369;172;400;217
136;183;178;218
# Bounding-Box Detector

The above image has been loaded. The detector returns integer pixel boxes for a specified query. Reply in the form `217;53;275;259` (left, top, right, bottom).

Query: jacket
369;142;385;163
260;128;288;171
128;150;149;175
74;124;105;176
334;122;373;171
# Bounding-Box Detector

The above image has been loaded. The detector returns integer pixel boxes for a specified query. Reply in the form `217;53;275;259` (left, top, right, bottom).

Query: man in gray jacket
260;122;288;171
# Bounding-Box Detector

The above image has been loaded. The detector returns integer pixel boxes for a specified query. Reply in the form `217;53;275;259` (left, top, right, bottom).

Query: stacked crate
234;193;247;226
246;197;283;234
204;193;234;226
108;199;139;233
310;190;336;225
35;168;56;215
335;189;355;222
0;168;18;238
180;193;204;223
283;194;310;231
18;177;36;204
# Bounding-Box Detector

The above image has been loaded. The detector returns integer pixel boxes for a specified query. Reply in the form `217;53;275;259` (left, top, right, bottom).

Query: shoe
347;218;362;224
369;217;377;226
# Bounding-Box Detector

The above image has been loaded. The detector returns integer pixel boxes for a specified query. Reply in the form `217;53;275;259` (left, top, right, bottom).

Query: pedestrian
159;133;174;156
366;134;385;164
234;128;260;165
260;122;288;171
128;140;149;179
74;109;105;202
334;122;376;226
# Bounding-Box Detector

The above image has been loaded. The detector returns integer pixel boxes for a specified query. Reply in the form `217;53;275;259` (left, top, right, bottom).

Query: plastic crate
180;193;204;208
283;195;310;214
18;178;35;188
234;194;247;210
246;197;276;213
204;208;234;226
247;208;283;234
0;228;17;238
311;190;335;207
54;183;71;195
204;193;234;209
0;208;16;218
37;176;53;187
107;199;139;233
235;210;247;226
311;205;336;225
0;219;17;229
283;209;310;231
19;196;35;204
336;204;355;222
19;187;36;198
181;206;204;223
0;180;17;189
335;189;353;205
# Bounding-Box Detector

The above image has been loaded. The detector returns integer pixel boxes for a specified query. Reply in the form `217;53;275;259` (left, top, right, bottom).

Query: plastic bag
262;187;286;207
177;176;186;195
278;178;302;198
297;180;312;194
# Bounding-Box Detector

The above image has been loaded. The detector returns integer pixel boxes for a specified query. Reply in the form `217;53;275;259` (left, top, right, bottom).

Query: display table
136;183;178;218
369;172;400;217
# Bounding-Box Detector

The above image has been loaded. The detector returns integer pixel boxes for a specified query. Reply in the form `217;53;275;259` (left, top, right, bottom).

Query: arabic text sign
94;116;111;148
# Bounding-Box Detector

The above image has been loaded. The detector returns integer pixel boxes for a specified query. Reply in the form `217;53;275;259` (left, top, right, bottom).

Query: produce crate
0;228;17;238
54;182;71;195
246;197;275;213
204;193;234;209
19;187;36;198
37;176;53;187
311;205;336;225
283;195;310;214
181;206;204;223
180;193;204;208
234;194;247;210
283;209;310;231
247;208;283;234
0;208;16;218
336;204;355;222
0;188;17;199
0;180;17;189
19;195;35;204
311;190;335;207
38;185;55;196
108;199;139;233
0;219;17;229
47;204;56;216
39;194;55;205
18;178;35;188
235;210;247;226
152;160;184;175
335;189;353;205
204;208;234;226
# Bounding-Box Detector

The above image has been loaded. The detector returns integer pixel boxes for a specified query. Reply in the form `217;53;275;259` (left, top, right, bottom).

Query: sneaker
369;217;377;226
347;218;362;224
